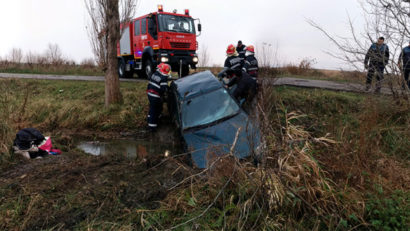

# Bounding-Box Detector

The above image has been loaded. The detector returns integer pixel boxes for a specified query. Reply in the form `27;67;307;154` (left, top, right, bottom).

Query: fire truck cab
117;5;201;78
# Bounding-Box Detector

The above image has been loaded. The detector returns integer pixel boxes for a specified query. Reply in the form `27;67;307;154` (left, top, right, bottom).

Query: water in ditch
77;127;182;159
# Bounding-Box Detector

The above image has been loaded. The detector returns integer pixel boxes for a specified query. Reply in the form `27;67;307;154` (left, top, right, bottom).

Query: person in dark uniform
225;70;257;112
242;45;259;79
398;41;410;90
236;40;246;59
147;63;171;131
218;44;244;79
364;37;389;93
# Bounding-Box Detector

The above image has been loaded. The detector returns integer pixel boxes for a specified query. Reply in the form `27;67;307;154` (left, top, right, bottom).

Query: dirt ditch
0;124;194;230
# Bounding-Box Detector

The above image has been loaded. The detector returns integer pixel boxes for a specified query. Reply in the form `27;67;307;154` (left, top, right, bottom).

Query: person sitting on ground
13;128;61;159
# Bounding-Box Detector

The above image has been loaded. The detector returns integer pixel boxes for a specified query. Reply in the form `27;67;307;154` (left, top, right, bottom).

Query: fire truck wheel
118;58;133;78
143;59;154;79
179;65;190;77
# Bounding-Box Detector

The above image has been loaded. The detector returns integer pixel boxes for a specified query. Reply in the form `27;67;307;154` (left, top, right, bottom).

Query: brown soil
0;133;192;230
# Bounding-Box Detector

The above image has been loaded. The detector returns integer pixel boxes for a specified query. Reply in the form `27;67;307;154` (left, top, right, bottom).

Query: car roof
172;71;223;100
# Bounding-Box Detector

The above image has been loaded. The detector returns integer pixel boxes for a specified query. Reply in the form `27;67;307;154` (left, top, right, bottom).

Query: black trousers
366;65;385;89
147;95;162;129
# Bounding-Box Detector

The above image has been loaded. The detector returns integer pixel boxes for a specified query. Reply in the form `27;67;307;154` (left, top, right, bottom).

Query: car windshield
158;14;195;34
181;88;240;129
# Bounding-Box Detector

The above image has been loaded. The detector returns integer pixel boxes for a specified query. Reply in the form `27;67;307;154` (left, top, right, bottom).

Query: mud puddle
77;138;181;159
76;125;182;159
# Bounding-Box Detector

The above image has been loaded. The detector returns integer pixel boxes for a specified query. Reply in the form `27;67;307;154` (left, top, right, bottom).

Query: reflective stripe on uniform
148;123;157;127
147;92;160;98
160;82;168;86
149;81;161;89
231;64;240;69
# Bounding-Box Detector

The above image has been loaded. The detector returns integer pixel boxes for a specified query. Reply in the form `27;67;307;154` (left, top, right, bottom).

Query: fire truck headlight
160;57;169;63
192;57;199;63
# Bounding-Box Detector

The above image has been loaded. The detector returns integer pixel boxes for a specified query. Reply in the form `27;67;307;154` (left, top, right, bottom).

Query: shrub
365;189;409;231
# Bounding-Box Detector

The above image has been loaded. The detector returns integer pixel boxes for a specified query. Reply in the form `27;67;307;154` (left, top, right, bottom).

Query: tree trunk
105;0;123;106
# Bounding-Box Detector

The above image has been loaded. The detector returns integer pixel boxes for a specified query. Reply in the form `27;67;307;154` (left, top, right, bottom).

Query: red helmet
157;63;171;76
226;44;236;55
246;45;255;53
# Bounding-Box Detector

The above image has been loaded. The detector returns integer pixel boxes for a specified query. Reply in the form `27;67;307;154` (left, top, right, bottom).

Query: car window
181;88;240;129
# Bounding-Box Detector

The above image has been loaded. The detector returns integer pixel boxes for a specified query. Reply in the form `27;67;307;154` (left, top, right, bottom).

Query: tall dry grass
140;85;363;230
0;79;29;163
143;80;409;230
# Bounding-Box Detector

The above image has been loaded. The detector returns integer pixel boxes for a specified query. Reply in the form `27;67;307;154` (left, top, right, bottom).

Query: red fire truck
117;5;201;78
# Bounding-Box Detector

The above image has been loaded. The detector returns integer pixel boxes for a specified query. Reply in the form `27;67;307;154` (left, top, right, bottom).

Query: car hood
183;112;260;168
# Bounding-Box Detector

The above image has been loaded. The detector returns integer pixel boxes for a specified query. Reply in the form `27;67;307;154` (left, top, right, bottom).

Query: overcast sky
0;0;365;69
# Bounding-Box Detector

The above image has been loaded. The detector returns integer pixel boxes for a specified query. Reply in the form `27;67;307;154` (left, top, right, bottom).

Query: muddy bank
0;121;191;230
0;144;192;230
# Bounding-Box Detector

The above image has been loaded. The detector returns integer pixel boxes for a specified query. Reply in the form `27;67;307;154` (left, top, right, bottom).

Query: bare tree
308;0;410;95
198;44;210;67
84;0;138;106
256;42;280;68
80;58;97;67
45;43;63;65
9;48;23;64
25;51;37;66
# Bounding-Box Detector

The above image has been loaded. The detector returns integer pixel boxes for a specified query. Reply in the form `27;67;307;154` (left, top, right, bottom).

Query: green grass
0;64;104;76
364;189;410;231
0;78;147;132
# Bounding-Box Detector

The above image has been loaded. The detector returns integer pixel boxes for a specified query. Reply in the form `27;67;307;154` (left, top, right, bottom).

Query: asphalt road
0;72;142;82
0;72;402;95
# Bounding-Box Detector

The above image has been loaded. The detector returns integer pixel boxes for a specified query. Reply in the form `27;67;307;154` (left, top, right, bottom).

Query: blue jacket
365;43;389;67
399;46;410;70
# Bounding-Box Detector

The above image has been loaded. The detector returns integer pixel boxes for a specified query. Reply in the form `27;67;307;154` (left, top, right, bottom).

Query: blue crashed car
167;71;261;168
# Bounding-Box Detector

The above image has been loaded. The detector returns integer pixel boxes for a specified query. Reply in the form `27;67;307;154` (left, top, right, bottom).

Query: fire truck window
141;18;147;35
148;16;158;40
158;14;195;34
134;20;140;36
